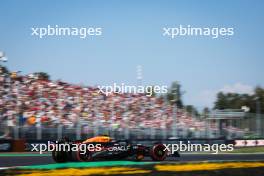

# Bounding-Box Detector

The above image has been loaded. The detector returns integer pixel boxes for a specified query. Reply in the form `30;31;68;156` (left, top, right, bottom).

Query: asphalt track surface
1;153;264;167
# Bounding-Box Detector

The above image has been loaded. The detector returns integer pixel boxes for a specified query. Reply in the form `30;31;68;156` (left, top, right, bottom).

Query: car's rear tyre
71;144;93;162
150;144;167;161
52;150;68;163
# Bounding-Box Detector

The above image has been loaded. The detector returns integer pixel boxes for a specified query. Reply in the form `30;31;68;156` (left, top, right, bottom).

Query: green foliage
0;65;9;74
34;72;50;81
185;105;199;116
166;81;183;108
146;86;156;97
214;87;264;113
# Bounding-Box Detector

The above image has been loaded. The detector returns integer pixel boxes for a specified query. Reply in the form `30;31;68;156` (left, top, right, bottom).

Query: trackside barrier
0;139;25;152
234;139;264;147
0;138;233;152
0;140;12;152
0;139;263;152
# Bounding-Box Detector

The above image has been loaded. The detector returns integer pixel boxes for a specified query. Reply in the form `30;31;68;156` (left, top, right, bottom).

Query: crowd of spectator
0;67;239;139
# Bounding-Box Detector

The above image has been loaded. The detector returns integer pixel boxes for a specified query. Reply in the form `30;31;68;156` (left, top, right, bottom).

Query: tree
146;86;156;97
0;65;9;74
185;105;199;116
214;87;264;113
253;87;264;113
214;92;228;109
167;81;184;108
202;107;210;119
34;72;50;81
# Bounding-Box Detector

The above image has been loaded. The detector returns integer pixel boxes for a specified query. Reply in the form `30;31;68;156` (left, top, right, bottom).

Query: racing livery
52;136;180;162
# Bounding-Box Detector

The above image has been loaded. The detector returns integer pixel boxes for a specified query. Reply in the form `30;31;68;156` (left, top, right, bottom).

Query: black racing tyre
150;143;167;161
52;150;68;163
51;137;71;163
71;144;93;162
71;150;81;162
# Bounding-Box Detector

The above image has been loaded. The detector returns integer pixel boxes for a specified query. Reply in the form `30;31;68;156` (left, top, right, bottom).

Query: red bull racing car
52;136;180;162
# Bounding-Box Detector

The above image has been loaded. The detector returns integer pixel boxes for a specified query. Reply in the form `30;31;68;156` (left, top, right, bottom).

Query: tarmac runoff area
1;153;264;176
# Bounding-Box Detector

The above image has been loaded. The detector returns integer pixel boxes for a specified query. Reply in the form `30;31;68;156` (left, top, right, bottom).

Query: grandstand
0;66;263;140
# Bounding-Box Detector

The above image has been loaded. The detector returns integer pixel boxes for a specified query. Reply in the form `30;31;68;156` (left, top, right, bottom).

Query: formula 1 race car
51;136;180;162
